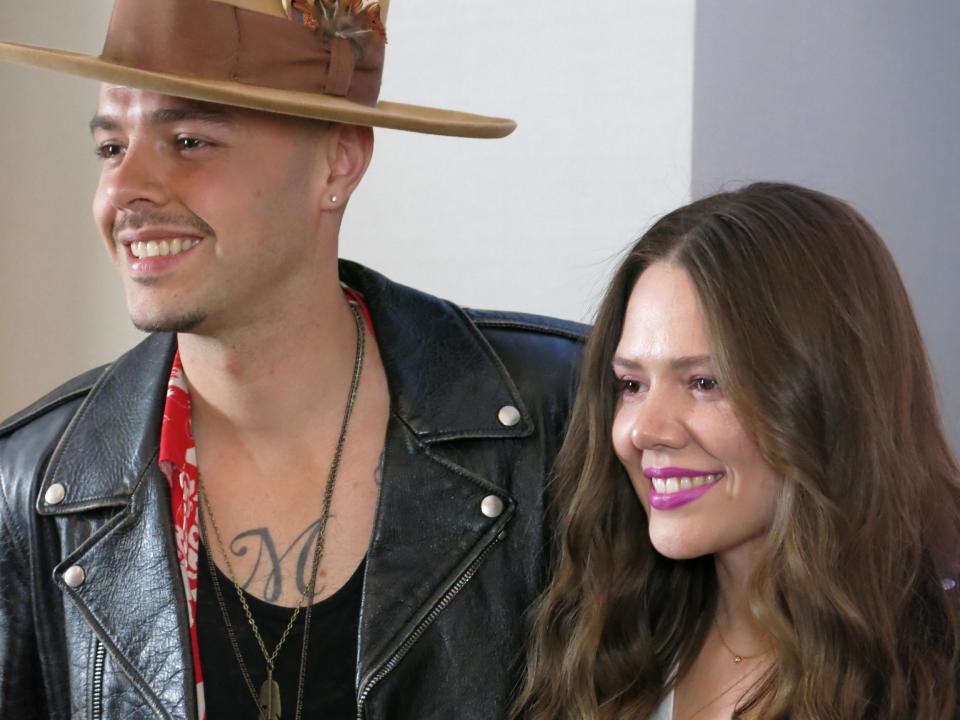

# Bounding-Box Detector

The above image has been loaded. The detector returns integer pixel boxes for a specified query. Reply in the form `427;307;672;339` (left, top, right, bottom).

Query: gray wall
692;0;960;450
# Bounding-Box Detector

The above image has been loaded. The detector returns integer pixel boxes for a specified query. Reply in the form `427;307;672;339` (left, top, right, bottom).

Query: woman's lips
643;466;721;479
645;470;725;510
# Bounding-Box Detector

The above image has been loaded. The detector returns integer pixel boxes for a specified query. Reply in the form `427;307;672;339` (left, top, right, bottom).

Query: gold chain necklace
197;301;365;720
714;617;768;664
681;623;770;720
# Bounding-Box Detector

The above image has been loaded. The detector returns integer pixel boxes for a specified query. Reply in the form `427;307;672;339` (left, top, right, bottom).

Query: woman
515;183;960;719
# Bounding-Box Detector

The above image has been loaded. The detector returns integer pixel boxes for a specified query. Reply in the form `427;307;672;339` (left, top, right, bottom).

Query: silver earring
330;195;338;204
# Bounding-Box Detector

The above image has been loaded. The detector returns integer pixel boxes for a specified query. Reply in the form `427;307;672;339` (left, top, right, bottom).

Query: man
0;1;584;718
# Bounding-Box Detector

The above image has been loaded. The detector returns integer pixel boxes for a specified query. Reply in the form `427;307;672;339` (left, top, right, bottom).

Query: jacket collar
37;331;175;515
38;260;531;511
340;260;532;444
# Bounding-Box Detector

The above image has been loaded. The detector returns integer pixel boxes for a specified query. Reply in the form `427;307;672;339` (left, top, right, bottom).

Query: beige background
0;0;696;418
0;1;141;417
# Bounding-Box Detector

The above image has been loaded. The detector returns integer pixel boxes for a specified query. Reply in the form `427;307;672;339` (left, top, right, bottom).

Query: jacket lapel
341;262;532;692
36;333;195;720
341;261;533;443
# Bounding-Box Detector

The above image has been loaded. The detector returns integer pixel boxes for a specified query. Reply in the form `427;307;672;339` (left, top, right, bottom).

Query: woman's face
611;261;779;561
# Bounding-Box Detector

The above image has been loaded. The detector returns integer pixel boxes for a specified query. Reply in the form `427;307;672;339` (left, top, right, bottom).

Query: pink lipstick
643;467;724;510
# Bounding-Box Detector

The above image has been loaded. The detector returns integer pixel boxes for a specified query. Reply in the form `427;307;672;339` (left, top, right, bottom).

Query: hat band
100;0;384;106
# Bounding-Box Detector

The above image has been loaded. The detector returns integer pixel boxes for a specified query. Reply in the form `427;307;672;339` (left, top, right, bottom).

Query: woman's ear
321;123;374;210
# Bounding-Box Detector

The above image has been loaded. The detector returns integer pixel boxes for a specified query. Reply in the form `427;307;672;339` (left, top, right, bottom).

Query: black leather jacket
0;261;585;720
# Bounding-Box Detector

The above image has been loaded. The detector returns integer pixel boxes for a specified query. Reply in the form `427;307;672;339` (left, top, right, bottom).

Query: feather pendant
258;672;281;720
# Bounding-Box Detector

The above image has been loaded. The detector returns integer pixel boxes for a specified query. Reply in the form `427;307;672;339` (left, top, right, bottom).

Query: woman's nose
628;385;687;451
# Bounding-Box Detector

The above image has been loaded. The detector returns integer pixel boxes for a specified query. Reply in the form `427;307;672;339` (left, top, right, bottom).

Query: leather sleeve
0;387;84;720
0;464;46;719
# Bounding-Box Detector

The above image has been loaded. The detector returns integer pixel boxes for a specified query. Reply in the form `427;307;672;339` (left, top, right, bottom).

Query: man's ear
321;123;374;210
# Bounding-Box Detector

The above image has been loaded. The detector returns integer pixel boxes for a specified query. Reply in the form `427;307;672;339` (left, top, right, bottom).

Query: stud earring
330;195;338;204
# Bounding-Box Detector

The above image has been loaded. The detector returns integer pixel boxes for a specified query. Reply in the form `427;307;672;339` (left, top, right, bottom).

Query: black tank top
196;545;364;718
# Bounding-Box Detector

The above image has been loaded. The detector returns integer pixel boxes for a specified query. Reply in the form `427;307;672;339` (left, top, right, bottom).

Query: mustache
112;211;216;241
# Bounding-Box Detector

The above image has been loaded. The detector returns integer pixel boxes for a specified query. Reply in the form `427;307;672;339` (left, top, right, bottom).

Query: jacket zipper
355;531;506;719
91;638;106;720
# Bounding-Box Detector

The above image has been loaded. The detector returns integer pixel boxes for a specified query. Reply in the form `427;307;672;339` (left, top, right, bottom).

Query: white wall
348;1;694;320
691;0;960;450
0;0;695;418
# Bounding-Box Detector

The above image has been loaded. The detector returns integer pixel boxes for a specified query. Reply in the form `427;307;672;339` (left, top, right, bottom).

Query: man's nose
628;384;687;451
102;142;170;210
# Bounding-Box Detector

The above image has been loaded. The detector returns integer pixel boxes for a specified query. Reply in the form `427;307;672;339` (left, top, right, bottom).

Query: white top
650;688;674;720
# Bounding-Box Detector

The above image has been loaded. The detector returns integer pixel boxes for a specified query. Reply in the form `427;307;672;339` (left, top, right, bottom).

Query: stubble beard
113;210;216;334
127;277;208;333
132;312;207;334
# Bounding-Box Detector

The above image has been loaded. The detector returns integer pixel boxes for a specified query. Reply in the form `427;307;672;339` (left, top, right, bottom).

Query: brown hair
515;182;960;719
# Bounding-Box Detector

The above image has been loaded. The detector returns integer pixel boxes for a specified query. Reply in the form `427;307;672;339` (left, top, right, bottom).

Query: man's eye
95;143;124;159
176;136;207;151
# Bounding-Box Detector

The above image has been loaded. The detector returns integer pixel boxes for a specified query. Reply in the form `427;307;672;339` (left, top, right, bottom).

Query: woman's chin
648;527;713;561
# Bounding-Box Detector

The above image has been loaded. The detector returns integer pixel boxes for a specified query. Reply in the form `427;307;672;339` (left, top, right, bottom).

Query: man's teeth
651;474;722;494
130;239;199;259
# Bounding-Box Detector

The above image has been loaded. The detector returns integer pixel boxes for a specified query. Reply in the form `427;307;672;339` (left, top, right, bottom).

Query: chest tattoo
228;517;330;603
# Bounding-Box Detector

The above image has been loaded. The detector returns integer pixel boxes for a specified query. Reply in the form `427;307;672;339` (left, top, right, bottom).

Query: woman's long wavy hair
514;183;960;719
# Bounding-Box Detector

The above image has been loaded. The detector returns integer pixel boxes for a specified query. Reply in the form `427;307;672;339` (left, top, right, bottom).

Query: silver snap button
944;578;957;591
497;405;521;427
63;565;86;588
44;483;67;506
481;495;504;518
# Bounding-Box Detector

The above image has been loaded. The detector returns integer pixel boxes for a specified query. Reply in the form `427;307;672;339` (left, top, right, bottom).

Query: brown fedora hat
0;0;516;139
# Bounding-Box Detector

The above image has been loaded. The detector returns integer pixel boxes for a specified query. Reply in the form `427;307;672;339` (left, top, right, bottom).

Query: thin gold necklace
713;617;768;664
197;300;365;720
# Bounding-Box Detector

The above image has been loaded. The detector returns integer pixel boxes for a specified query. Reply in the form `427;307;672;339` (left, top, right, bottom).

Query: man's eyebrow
89;106;236;134
147;107;237;127
611;354;714;371
89;115;118;134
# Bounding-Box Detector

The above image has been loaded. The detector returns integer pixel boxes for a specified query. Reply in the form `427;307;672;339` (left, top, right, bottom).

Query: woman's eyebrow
612;354;712;371
670;354;713;370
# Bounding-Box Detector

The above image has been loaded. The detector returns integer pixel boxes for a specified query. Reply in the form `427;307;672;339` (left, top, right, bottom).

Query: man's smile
129;237;201;259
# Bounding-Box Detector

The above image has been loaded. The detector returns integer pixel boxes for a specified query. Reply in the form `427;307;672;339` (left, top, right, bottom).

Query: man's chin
131;312;207;334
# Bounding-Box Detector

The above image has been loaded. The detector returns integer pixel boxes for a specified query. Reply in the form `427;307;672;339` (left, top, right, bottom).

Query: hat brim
0;41;516;139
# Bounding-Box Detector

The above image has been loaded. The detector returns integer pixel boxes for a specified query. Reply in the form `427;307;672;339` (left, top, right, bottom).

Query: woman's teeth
130;238;199;259
651;474;722;494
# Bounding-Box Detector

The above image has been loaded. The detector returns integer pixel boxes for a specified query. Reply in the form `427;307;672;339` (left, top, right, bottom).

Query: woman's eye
616;377;643;396
691;376;719;393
